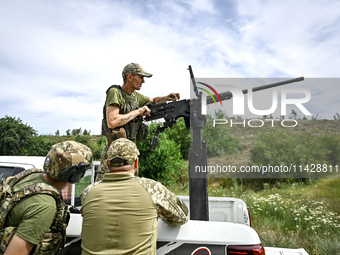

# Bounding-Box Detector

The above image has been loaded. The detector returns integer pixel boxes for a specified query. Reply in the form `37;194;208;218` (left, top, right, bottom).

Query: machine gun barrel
243;76;304;94
207;76;304;105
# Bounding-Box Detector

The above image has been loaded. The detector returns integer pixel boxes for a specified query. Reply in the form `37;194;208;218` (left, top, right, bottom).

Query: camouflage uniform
81;139;189;255
0;141;92;254
97;63;151;181
0;169;69;255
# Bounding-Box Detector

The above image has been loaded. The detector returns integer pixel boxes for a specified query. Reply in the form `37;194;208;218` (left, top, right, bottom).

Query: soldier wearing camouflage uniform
81;138;189;255
0;141;93;255
97;63;180;181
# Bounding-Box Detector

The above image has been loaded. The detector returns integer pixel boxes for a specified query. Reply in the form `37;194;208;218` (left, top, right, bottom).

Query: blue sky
1;0;340;135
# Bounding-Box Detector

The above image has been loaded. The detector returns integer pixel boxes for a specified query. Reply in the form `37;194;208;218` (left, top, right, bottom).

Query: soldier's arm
106;103;151;129
4;234;35;255
149;93;180;104
152;182;189;226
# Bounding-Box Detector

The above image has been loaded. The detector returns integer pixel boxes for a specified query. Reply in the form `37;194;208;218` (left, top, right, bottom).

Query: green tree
162;118;190;159
290;109;298;119
23;136;54;156
249;128;339;184
250;129;331;168
72;128;82;136
66;129;71;136
137;121;185;186
0;115;37;155
203;115;241;157
83;129;91;135
90;136;106;160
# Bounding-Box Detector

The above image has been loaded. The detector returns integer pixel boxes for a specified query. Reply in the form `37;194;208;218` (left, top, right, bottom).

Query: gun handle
150;126;161;151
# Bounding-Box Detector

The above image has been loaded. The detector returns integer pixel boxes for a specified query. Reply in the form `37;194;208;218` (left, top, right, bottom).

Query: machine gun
145;100;190;150
144;66;304;221
145;66;304;151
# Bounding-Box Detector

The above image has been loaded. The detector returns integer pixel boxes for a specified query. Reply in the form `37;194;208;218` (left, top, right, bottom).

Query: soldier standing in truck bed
96;63;180;181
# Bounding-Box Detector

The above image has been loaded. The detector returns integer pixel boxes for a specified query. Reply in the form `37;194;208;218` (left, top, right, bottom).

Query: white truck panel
265;247;309;255
0;156;45;169
157;219;261;245
66;213;83;237
179;196;250;226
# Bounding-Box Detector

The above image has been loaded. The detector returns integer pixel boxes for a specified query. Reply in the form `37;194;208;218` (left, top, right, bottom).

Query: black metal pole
188;66;209;221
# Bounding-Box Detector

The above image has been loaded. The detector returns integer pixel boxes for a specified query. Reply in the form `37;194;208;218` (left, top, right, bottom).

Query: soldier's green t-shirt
81;172;189;255
105;86;150;112
4;173;57;245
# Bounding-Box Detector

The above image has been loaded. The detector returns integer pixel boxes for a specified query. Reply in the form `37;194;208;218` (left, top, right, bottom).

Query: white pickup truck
0;156;309;255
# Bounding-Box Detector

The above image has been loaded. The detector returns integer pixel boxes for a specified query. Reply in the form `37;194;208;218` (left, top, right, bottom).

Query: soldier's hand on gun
167;93;180;101
139;106;151;117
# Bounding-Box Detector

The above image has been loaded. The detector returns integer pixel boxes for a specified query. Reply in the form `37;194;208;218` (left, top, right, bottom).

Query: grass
301;178;340;214
194;119;340;254
75;175;92;196
168;119;340;254
174;178;340;255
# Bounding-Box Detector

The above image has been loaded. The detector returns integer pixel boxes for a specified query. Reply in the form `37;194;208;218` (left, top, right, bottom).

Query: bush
24;135;54;156
203;115;241;157
250;129;340;182
251;129;332;167
75;134;92;146
162;118;190;159
137;121;186;187
91;136;107;160
75;135;107;161
317;133;340;166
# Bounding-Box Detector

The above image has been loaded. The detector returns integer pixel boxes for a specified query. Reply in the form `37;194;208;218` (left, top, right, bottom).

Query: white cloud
0;0;339;135
235;0;340;77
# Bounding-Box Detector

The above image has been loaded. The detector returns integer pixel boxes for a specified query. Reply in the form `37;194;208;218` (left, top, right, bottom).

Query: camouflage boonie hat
122;63;152;77
107;138;140;166
43;141;93;181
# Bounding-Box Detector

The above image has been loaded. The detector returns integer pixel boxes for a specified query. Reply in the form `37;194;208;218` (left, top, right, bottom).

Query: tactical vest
0;169;70;255
101;85;148;142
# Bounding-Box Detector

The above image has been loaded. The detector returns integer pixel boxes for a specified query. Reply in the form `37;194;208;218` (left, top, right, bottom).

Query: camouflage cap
43;141;93;181
107;138;140;167
122;63;152;77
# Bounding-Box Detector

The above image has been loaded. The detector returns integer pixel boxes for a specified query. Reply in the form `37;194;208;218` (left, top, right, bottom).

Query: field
171;119;340;255
171;176;340;255
210;179;340;255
